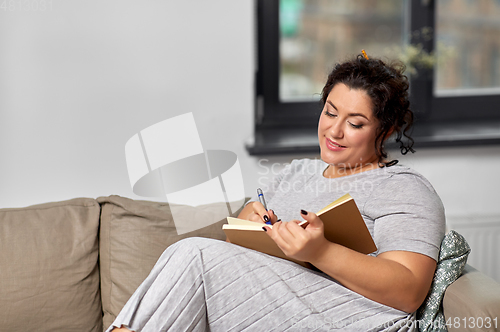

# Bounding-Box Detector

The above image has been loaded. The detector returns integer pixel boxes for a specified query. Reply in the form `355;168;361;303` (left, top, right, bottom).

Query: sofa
0;195;499;332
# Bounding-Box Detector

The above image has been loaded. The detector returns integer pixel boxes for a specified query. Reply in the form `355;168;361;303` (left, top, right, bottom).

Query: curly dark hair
320;54;415;167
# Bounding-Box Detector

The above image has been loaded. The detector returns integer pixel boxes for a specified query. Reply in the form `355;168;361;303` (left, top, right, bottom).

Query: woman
108;54;445;331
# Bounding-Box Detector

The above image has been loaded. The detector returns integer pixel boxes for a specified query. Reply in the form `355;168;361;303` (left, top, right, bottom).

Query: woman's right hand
227;201;279;243
236;201;279;224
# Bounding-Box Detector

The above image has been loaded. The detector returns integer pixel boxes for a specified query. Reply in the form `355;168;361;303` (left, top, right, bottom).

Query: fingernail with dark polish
277;219;281;222
263;215;269;222
262;227;267;232
300;209;308;215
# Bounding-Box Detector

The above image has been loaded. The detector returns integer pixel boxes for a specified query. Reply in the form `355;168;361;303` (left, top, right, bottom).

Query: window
247;0;500;155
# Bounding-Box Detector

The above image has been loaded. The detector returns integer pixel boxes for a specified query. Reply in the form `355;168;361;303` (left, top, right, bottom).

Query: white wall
0;0;255;207
1;0;499;279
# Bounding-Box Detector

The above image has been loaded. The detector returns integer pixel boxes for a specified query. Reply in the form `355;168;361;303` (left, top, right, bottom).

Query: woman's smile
325;138;346;151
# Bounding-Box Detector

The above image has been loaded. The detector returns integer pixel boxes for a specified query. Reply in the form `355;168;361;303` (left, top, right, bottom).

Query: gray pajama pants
106;237;416;332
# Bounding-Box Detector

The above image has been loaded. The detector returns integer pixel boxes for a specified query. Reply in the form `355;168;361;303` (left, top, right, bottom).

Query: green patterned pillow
417;230;471;332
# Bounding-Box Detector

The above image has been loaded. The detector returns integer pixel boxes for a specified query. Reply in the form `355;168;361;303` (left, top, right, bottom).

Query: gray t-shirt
251;158;445;261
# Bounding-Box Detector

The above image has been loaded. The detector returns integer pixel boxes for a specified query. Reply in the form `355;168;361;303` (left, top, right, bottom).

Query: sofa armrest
443;264;500;329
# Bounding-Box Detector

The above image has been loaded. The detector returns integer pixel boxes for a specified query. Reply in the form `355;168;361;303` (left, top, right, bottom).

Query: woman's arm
313;240;435;313
264;211;436;313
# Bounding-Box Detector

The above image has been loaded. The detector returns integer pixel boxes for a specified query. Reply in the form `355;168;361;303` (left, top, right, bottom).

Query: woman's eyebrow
348;112;369;120
327;100;369;120
327;100;337;110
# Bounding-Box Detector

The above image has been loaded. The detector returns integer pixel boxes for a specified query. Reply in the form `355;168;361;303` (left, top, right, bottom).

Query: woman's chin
320;150;345;166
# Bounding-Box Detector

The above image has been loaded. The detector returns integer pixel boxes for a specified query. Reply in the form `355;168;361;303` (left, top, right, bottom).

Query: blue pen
257;188;272;225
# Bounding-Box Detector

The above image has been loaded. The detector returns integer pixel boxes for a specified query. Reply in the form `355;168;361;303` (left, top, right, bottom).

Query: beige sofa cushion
443;265;500;331
0;198;102;332
98;195;241;330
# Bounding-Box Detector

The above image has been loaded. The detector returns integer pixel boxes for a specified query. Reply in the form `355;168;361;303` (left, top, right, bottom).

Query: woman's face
318;83;380;175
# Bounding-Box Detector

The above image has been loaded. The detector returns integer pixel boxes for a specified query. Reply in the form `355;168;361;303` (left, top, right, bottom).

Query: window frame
247;0;500;155
255;0;320;129
409;0;500;122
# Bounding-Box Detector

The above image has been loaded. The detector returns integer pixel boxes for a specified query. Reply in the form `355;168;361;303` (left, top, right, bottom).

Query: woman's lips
325;138;346;151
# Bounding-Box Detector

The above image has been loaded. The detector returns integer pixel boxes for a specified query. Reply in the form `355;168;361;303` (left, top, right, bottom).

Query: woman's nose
330;120;344;139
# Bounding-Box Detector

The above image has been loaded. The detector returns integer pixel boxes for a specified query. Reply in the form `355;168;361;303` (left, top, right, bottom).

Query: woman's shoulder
364;164;444;217
380;164;439;194
364;164;445;225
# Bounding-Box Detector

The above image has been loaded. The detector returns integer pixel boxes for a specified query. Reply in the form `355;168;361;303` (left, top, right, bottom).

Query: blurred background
279;0;500;100
1;0;499;282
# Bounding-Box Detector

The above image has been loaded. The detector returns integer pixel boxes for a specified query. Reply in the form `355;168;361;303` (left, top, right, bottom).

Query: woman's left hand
263;210;329;262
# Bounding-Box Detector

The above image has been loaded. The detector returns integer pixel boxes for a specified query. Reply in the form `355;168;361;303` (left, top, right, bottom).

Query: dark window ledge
245;120;500;155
